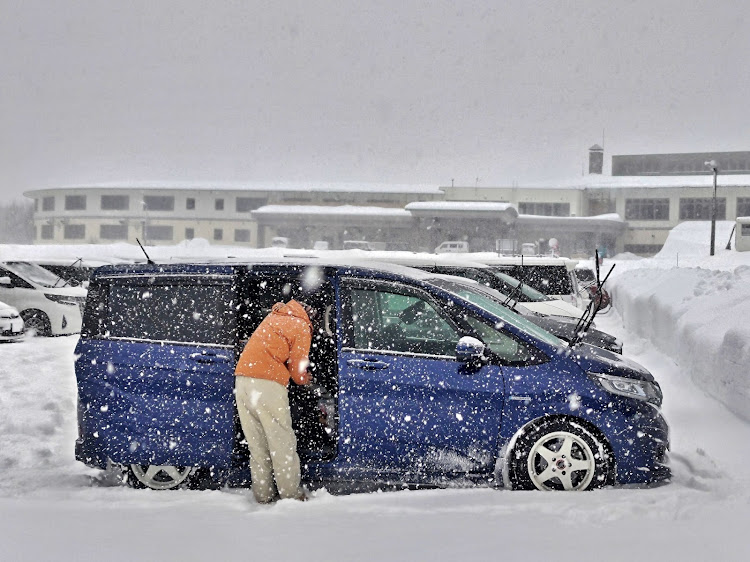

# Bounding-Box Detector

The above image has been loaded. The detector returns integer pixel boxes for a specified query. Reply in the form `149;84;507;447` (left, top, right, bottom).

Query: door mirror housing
456;336;485;363
0;276;11;286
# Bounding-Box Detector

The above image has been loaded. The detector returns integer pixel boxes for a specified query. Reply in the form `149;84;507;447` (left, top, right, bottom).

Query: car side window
345;284;460;357
464;315;546;365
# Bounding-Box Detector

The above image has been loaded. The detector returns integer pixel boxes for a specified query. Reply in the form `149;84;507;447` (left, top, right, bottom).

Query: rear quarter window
83;276;235;346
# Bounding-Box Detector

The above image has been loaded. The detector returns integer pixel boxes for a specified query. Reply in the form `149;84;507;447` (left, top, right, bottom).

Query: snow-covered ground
2;222;750;561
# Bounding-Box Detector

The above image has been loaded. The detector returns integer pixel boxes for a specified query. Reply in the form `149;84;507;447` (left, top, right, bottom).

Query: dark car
426;275;622;354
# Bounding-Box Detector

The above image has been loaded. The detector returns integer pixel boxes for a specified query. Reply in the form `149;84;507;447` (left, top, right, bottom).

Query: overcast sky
2;0;749;203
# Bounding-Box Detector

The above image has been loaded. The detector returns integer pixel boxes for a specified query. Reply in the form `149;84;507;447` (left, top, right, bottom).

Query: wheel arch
498;413;616;489
20;308;51;336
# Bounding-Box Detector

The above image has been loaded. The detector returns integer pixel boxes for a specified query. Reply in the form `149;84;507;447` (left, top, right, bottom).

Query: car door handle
346;358;390;370
190;352;231;364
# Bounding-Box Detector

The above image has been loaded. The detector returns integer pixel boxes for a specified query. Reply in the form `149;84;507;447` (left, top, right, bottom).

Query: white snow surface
3;221;750;561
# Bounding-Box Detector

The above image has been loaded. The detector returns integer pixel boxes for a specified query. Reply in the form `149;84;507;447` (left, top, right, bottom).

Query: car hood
522;299;585;320
569;343;654;382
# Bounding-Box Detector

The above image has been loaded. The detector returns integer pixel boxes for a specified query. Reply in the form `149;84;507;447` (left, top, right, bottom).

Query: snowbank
608;221;750;421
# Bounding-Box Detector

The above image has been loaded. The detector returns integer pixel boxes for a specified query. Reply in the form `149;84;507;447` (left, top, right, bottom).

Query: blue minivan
74;259;669;492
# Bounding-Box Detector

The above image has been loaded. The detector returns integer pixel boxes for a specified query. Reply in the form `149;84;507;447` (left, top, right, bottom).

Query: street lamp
705;160;718;256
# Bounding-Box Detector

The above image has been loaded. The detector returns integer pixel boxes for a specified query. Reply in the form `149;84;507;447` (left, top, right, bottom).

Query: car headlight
44;293;79;306
588;372;662;407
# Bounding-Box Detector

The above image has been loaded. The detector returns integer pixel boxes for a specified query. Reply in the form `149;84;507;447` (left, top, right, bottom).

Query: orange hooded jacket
234;300;313;387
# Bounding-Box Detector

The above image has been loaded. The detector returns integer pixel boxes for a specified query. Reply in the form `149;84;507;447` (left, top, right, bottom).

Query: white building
24;149;750;256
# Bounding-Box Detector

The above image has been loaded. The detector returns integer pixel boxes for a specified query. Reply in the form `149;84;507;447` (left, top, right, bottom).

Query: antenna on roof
135;238;155;265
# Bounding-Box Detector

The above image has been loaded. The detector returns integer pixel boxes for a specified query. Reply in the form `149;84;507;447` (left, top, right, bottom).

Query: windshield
4;261;67;288
492;271;552;302
429;277;564;347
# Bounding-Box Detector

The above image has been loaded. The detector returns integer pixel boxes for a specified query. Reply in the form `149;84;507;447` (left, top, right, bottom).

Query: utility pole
705;160;718;256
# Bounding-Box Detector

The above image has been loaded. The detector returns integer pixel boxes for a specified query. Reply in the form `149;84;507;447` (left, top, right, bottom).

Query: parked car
0;261;87;336
454;254;584;308
28;258;119;288
425;275;622;354
435;240;469;253
74;258;669;492
358;253;587;321
0;299;24;342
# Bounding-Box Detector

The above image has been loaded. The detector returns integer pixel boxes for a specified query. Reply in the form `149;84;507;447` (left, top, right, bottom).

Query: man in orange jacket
234;299;316;503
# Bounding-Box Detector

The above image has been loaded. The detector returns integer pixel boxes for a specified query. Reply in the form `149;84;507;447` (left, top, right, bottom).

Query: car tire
20;309;51;337
507;417;611;491
126;464;195;490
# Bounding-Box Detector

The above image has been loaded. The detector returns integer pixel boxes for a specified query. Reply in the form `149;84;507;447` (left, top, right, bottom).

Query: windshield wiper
569;251;615;348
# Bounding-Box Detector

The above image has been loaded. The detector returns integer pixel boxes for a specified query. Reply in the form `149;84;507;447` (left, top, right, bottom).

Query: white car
0;299;24;342
0;261;87;336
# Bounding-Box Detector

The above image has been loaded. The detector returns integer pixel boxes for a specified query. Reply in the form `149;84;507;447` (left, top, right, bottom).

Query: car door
336;278;505;478
75;271;237;470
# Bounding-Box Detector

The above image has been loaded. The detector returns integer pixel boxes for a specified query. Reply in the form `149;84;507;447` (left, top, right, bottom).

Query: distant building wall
612;151;750;176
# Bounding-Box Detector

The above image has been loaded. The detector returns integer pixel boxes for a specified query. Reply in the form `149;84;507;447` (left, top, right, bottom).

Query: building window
679;198;726;220
234;229;251;242
185;228;195;240
143;196;175;211
99;224;129;240
186;198;196;210
65;195;87;211
101;195;129;211
518;202;570;216
236;197;264;213
145;225;173;241
42;197;55;211
63;224;85;239
215;199;224;211
736;198;750;217
41;224;54;239
214;228;223;241
624;198;670;220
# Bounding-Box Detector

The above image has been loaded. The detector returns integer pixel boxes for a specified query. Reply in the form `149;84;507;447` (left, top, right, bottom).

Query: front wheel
127;464;195;490
507;418;611;491
21;309;51;336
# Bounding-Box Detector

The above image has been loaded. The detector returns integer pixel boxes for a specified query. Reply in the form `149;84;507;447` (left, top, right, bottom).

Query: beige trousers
235;376;303;502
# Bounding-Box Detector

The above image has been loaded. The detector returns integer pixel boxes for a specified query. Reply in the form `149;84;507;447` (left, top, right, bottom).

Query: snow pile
608;220;750;421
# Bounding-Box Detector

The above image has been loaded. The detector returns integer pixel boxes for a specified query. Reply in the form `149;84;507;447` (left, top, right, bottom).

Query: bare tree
0;200;35;243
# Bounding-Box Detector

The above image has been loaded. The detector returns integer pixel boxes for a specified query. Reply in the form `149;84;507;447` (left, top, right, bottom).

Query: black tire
21;309;51;337
126;464;195;490
507;417;611;491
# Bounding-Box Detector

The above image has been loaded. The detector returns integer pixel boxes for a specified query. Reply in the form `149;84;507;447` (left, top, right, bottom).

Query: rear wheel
21;310;51;337
507;418;611;491
127;464;195;490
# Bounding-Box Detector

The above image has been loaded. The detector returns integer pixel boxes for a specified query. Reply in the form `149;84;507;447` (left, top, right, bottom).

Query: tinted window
104;280;234;345
100;224;128;239
65;195;86;210
145;225;173;240
143;196;174;211
494;265;573;296
64;224;85;239
344;283;459;356
101;195;129;210
464;316;544;365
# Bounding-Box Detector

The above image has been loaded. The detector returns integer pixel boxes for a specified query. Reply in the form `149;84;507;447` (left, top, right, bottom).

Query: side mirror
0;276;11;286
456;336;485;363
